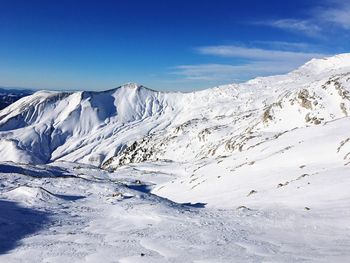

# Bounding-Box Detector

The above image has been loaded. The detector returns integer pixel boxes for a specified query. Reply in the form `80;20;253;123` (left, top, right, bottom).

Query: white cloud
315;3;350;29
196;45;327;61
172;46;329;83
264;19;321;36
173;64;246;81
251;41;312;51
260;1;350;36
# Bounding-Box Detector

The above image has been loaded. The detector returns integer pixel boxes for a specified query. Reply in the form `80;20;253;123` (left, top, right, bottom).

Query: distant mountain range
0;87;33;110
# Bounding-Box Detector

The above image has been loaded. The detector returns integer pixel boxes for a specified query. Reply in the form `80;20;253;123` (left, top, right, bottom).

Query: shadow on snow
126;183;207;208
126;184;152;193
0;163;73;178
181;202;207;208
0;199;51;254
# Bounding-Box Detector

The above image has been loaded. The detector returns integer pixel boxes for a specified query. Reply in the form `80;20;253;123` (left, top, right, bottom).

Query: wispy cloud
196;45;327;62
169;1;345;87
251;41;312;51
315;2;350;29
173;64;242;81
173;61;298;82
260;1;350;37
262;19;322;37
173;45;329;83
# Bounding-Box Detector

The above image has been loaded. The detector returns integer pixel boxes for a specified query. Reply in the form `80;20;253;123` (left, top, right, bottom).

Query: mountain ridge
0;53;349;168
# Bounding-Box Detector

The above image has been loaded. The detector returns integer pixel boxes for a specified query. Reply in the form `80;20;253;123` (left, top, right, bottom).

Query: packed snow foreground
1;54;350;262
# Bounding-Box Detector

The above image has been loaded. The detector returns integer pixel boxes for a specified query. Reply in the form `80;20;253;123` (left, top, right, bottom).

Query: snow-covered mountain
1;53;350;207
0;54;349;167
1;54;350;262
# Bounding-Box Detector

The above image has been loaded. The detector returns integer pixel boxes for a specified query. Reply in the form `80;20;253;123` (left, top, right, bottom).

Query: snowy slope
1;54;350;168
1;54;350;262
1;161;350;262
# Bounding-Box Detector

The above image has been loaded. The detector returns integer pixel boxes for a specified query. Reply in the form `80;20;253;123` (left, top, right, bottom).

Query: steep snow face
0;54;350;167
0;84;181;164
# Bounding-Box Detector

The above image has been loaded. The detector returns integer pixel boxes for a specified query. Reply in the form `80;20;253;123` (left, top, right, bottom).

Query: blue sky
0;0;350;91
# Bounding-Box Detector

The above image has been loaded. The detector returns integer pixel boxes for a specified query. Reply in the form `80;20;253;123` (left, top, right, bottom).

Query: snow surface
1;54;350;262
1;162;350;262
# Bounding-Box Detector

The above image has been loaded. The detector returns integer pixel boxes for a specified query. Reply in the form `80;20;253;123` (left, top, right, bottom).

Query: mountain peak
295;53;350;76
102;82;158;94
121;82;139;89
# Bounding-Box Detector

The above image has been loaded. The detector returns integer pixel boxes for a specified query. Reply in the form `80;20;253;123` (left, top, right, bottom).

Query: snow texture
1;54;350;262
